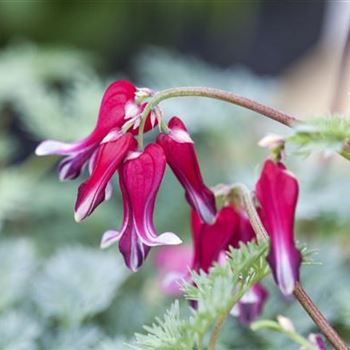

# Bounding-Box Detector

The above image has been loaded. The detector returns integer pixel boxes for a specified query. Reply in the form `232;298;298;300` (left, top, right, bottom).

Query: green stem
137;86;299;148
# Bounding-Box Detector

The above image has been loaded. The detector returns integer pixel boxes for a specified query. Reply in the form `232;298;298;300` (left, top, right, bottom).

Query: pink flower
154;245;193;296
157;117;217;224
256;159;301;296
35;80;155;181
100;144;182;271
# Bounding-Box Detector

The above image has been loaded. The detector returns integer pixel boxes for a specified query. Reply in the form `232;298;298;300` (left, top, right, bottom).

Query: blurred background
1;1;350;349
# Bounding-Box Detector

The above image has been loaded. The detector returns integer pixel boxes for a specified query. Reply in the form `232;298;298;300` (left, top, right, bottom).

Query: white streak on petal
74;191;95;222
100;230;122;249
105;182;113;201
169;129;194;144
139;231;182;247
276;246;296;295
125;151;142;161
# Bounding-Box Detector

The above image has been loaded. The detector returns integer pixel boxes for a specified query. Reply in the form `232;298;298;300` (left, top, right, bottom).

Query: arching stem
137;86;300;148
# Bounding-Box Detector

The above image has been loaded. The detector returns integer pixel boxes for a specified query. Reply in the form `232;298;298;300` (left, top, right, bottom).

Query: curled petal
256;159;301;296
58;146;96;181
157;117;216;224
74;133;137;222
100;230;123;249
35;140;83;156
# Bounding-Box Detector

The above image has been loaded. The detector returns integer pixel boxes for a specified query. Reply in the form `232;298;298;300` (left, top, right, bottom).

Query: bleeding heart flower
256;159;301;296
35;80;156;181
100;144;182;271
157;117;217;224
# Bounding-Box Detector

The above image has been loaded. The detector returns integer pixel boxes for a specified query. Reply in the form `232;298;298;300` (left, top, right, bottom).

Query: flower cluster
156;204;268;325
156;157;301;324
35;80;217;271
36;80;301;297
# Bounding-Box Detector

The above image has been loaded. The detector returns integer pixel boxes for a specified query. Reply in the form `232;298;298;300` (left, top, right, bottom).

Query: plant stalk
138;86;348;350
137;86;299;148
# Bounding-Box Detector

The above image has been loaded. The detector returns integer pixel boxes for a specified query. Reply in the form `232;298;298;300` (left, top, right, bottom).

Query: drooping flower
100;144;182;271
157;117;217;224
35;80;155;181
256;159;301;296
229;211;268;324
74;132;137;222
191;206;239;272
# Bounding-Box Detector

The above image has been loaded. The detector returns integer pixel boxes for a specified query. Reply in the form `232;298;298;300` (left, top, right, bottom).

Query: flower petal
58;147;96;181
100;230;123;249
121;143;182;247
74;133;136;222
256;159;301;296
191;206;239;272
157;117;217;224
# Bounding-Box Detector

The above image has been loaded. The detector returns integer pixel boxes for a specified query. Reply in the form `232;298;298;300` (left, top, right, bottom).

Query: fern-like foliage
289;115;350;156
131;301;193;350
131;241;270;350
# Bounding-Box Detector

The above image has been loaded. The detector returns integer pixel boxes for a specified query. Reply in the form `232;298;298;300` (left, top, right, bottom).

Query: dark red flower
157;117;217;224
191;206;238;272
256;159;301;296
100;144;182;271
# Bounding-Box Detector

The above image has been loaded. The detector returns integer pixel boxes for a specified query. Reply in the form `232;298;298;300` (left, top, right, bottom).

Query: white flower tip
159;232;183;246
125;151;142;161
101;129;123;144
35;140;58;156
74;211;83;223
277;315;295;332
124;101;140;120
100;230;120;249
258;134;284;149
169;129;194;144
